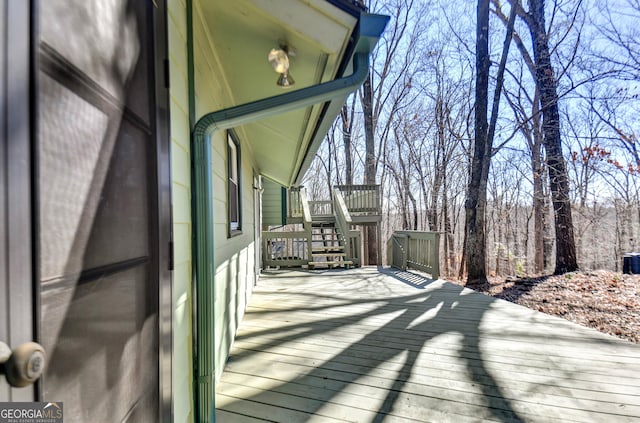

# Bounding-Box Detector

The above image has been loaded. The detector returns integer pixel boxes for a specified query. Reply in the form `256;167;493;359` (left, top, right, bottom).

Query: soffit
200;0;358;186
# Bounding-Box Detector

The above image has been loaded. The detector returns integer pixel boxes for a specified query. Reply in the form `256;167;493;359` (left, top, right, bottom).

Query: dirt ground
450;271;640;344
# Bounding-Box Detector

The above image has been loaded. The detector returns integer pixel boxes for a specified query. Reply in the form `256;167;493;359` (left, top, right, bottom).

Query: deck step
308;260;353;268
311;252;347;257
312;246;344;252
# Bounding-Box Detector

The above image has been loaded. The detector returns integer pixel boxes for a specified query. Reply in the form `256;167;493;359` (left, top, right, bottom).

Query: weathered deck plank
216;268;640;422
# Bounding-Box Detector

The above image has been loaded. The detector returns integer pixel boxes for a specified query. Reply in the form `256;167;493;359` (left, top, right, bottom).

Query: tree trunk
362;73;378;264
430;99;445;231
465;0;491;286
341;103;354;186
459;226;467;279
527;0;578;274
363;74;376;186
543;191;554;270
443;183;456;276
409;191;418;230
495;211;502;276
531;117;545;273
465;0;516;287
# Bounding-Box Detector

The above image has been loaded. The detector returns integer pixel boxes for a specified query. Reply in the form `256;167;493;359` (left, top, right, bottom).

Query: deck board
216;268;640;422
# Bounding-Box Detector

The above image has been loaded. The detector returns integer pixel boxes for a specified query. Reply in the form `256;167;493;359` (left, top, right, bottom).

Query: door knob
0;341;45;387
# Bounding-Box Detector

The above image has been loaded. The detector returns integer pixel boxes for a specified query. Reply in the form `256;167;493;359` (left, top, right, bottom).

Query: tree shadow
217;268;526;422
381;267;438;289
493;275;552;303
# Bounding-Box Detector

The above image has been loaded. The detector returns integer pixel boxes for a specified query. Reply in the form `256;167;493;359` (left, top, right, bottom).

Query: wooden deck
215;268;640;422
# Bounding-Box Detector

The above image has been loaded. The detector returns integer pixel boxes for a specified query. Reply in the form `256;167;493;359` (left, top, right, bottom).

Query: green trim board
226;130;242;237
281;186;287;226
190;13;388;423
185;0;200;421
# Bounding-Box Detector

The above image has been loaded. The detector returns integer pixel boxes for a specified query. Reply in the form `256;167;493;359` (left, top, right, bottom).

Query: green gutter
191;13;388;423
193;52;369;134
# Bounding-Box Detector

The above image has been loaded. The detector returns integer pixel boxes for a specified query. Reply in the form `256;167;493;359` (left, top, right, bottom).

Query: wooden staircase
308;223;353;269
262;186;365;269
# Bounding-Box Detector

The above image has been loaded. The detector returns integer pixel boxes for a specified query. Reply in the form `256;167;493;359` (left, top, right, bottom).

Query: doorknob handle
0;342;46;387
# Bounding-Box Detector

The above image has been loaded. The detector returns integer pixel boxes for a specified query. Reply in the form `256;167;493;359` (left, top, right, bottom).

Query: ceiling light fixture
268;45;295;88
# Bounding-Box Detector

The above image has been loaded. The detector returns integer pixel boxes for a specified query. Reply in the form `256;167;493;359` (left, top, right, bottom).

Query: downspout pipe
191;13;388;423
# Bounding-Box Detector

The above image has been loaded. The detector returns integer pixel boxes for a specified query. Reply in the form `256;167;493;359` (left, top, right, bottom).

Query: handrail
335;184;381;214
389;230;440;279
333;188;361;266
333;189;353;223
286;184;381;219
299;188;312;227
299;188;314;264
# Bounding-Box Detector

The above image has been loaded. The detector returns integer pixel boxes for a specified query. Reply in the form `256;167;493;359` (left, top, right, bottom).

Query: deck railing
388;230;440;279
299;188;314;261
263;231;310;267
286;185;381;221
264;188;313;268
335;184;381;214
333;188;361;266
288;186;303;218
299;188;312;228
309;200;333;217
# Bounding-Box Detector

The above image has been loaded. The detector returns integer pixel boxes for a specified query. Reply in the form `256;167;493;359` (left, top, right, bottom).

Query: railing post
333;188;362;267
376;222;382;266
262;235;268;268
299;188;313;265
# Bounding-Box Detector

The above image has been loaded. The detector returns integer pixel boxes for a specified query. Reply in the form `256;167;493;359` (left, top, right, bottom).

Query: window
228;131;241;236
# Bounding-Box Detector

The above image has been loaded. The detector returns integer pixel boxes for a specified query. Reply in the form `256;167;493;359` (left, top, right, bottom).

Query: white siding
168;0;194;421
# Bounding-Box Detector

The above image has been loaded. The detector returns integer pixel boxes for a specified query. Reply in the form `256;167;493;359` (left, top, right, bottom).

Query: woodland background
302;0;640;281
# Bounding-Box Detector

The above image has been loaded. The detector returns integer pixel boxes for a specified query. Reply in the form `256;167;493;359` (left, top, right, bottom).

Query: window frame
227;130;242;237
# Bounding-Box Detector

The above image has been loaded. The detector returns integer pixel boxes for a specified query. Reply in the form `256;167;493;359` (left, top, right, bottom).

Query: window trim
227;130;242;237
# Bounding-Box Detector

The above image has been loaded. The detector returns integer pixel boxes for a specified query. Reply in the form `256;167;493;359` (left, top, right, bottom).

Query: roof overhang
197;0;388;187
191;4;387;415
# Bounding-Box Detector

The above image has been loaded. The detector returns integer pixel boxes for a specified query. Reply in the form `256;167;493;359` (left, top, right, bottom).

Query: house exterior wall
169;0;260;418
192;0;259;384
262;179;285;228
168;0;194;422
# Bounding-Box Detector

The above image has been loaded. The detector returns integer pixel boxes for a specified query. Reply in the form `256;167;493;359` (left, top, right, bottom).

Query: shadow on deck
216;267;640;422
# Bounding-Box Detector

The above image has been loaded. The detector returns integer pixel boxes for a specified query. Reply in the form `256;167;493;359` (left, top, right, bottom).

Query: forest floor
449;271;640;344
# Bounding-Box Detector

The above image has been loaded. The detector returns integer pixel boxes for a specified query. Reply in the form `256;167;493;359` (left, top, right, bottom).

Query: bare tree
465;0;517;287
361;0;427;264
303;0;639;278
493;0;549;273
340;98;356;186
514;0;578;273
